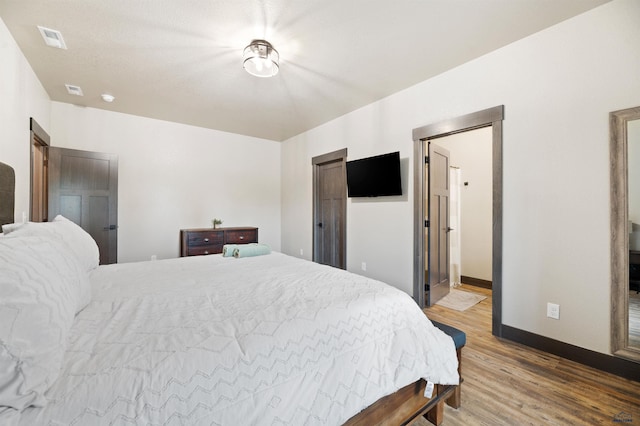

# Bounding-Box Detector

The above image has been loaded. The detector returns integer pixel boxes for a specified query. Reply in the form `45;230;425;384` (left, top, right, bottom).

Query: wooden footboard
344;349;463;426
343;380;456;426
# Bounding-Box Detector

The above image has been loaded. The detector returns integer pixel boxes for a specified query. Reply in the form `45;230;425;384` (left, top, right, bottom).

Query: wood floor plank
413;285;640;426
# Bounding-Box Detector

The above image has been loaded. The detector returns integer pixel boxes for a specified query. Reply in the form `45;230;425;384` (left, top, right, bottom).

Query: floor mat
435;288;487;311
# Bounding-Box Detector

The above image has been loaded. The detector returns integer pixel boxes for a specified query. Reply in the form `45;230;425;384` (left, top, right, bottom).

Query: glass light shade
243;40;279;78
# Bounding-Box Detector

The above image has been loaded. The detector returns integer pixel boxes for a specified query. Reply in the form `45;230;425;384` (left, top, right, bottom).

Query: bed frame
345;377;459;426
0;160;459;425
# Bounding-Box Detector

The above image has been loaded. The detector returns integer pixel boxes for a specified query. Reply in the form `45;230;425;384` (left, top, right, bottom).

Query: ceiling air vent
65;84;83;96
37;26;67;49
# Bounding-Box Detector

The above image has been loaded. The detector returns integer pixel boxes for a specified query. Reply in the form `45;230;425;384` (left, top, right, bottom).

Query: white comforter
19;252;458;425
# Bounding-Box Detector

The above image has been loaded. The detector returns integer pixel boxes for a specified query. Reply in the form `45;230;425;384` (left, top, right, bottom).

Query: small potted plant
212;218;223;229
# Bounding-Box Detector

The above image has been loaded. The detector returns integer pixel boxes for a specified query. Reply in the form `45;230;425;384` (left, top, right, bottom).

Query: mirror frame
610;105;640;362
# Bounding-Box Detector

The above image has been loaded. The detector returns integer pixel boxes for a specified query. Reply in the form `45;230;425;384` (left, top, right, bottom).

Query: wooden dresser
180;227;258;257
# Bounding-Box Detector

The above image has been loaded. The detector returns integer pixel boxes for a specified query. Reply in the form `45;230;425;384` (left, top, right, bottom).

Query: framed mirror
611;105;640;363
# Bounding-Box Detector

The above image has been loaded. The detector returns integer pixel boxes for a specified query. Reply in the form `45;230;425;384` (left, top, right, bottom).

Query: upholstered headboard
0;161;15;227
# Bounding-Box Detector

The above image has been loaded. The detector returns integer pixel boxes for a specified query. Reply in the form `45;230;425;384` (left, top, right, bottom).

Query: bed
0;161;460;425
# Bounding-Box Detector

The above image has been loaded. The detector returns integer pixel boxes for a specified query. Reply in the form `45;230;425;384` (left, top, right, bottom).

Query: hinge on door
425;220;429;228
425;156;429;164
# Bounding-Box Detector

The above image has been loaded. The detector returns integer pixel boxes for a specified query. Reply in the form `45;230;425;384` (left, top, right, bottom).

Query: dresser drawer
187;245;222;256
186;231;224;247
225;229;258;244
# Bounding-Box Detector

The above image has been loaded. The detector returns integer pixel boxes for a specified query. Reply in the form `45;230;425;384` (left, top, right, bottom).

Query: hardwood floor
414;285;640;426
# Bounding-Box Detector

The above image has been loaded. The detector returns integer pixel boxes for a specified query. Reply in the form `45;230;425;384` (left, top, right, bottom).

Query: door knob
317;223;323;228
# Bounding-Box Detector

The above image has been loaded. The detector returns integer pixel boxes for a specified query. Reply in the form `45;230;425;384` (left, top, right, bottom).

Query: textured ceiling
0;0;610;141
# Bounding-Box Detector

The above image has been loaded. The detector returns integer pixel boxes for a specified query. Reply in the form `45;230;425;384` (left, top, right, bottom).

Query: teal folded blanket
222;244;240;257
233;243;271;258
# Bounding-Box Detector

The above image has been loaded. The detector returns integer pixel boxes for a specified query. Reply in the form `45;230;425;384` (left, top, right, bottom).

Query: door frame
312;148;347;267
30;117;50;222
413;105;504;337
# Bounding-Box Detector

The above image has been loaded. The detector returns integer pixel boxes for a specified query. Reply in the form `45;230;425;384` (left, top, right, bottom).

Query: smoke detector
37;26;67;49
65;84;83;96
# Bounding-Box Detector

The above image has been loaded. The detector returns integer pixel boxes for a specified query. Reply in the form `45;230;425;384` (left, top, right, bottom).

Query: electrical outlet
300;249;304;256
361;262;367;271
151;255;157;261
547;303;560;320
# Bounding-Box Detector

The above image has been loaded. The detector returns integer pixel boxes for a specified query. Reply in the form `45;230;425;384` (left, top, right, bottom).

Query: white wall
50;103;281;263
281;0;640;355
281;108;414;292
0;17;51;220
437;127;492;282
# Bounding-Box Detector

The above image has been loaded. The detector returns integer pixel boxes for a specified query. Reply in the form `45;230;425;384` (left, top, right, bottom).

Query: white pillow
3;216;100;274
1;222;23;234
2;218;96;313
0;235;86;411
51;215;100;272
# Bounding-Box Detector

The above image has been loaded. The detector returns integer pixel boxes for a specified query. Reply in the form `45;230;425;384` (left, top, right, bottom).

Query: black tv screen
346;151;402;197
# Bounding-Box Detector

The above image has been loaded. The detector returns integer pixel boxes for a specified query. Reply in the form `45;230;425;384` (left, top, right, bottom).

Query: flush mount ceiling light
101;94;115;103
243;39;279;78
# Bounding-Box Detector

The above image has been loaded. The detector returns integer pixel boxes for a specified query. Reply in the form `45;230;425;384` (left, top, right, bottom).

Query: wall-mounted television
346;151;402;197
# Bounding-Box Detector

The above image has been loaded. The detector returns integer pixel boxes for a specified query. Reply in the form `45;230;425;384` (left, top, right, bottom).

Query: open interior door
426;142;451;306
48;147;118;264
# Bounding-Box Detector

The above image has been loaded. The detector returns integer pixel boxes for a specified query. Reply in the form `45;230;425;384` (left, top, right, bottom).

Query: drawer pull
204;238;209;242
204;250;209;254
239;236;244;240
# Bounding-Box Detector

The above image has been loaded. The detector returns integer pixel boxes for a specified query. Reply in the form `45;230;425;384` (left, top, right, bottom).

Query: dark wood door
48;147;118;264
318;160;345;268
314;156;346;269
427;142;451;306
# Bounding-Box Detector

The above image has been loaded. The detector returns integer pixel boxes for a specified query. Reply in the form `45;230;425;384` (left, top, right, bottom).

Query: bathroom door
426;142;451;306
